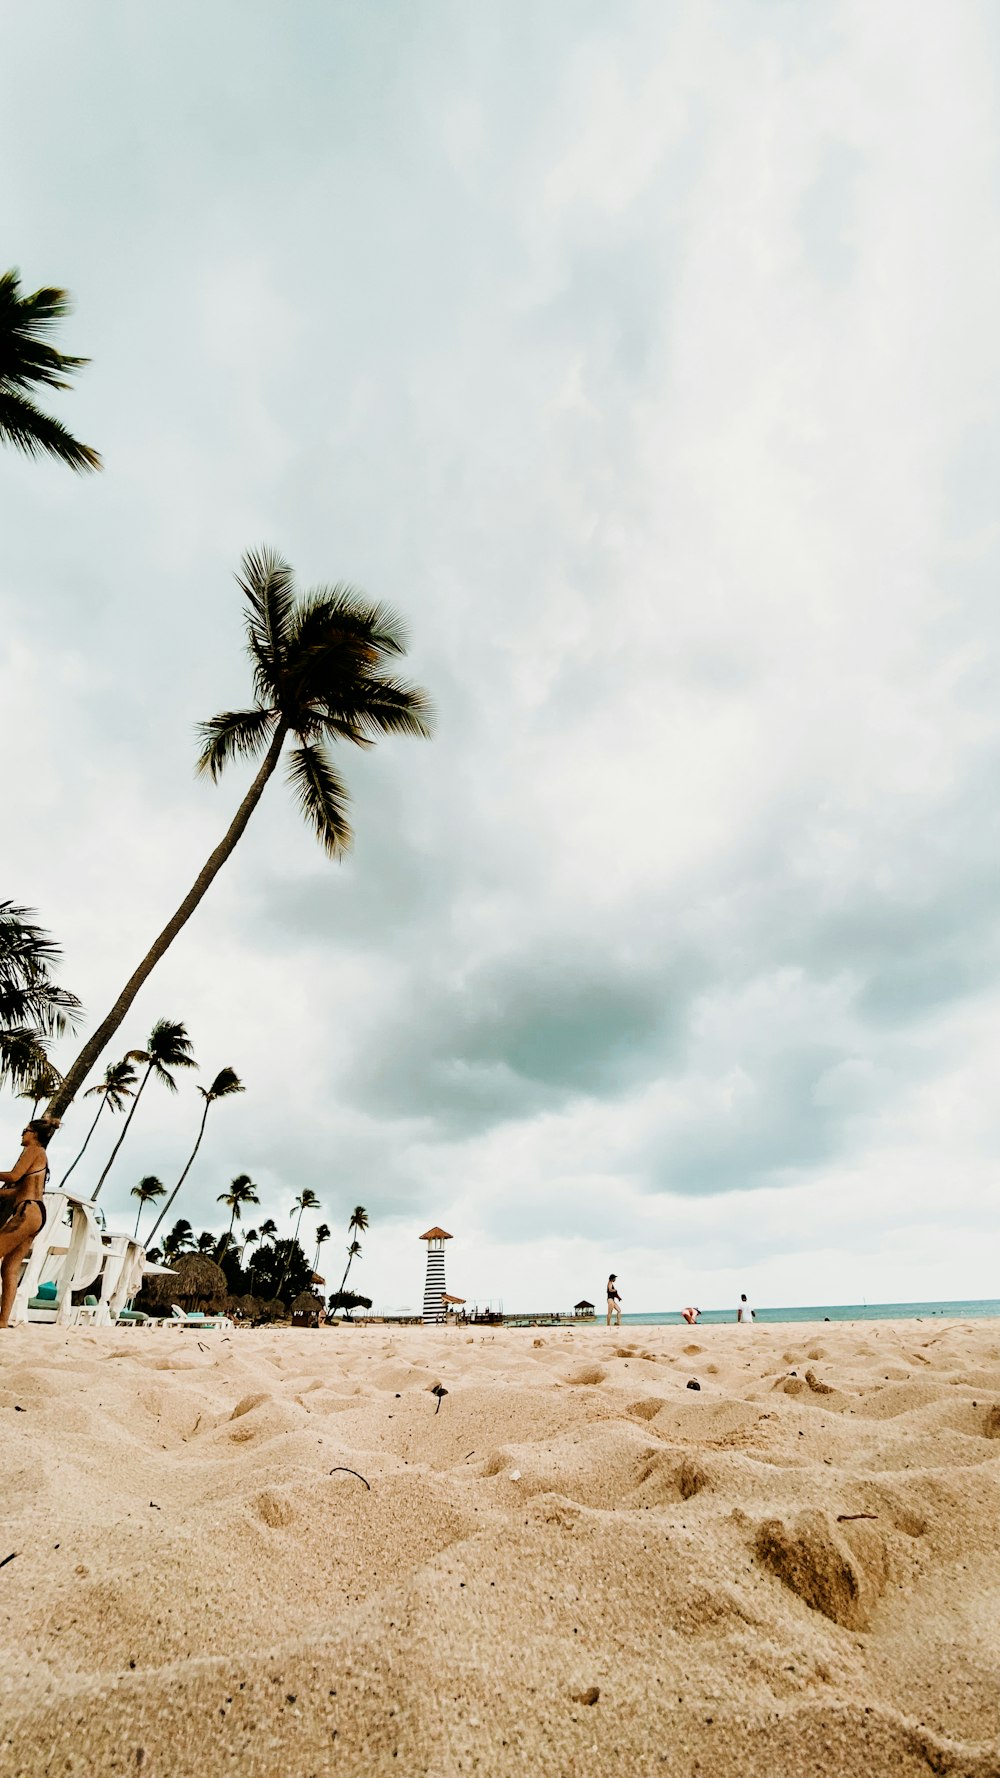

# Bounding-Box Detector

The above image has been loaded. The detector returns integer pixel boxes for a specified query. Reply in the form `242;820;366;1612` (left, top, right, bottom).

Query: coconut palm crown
0;269;101;472
46;548;431;1126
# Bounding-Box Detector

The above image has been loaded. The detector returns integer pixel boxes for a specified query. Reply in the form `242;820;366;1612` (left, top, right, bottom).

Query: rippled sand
2;1318;999;1776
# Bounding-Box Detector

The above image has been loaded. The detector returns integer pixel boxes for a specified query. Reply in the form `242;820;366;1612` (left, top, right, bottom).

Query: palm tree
239;1226;259;1266
278;1188;320;1296
313;1222;331;1272
290;1189;321;1248
45;547;431;1125
216;1173;260;1259
161;1218;195;1262
16;1058;63;1117
92;1019;197;1201
338;1205;369;1294
258;1217;278;1245
0;269;102;472
58;1057;137;1187
0;900;81;1095
131;1175;165;1238
145;1066;243;1242
196;1231;217;1254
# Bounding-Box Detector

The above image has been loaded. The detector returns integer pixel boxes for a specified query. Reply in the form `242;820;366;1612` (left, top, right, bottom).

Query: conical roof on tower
419;1226;452;1241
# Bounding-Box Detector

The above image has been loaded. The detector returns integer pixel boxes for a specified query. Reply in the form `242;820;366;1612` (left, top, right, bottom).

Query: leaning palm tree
216;1173;260;1259
0;269;102;472
45;547;431;1126
0;899;81;1095
313;1222;331;1272
16;1058;63;1117
338;1204;369;1294
58;1057;137;1187
145;1065;243;1242
92;1018;197;1201
131;1174;165;1238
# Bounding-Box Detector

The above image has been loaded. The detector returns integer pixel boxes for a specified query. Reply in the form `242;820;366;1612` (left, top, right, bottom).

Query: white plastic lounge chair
169;1304;233;1329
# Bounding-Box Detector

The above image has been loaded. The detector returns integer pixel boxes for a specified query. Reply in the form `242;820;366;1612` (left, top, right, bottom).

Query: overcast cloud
3;1;1000;1312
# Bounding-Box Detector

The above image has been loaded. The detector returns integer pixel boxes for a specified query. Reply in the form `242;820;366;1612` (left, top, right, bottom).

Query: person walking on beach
737;1292;753;1323
606;1274;622;1326
0;1122;53;1328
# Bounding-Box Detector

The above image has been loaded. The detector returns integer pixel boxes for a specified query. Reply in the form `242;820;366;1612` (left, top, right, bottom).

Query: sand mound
2;1317;999;1776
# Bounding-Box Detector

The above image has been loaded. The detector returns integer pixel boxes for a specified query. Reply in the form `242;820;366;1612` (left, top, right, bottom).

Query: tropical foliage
0;269;101;472
0;900;81;1094
338;1204;369;1293
46;547;431;1123
216;1172;260;1258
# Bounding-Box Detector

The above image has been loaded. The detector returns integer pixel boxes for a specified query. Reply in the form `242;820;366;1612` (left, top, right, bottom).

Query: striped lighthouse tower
419;1227;452;1324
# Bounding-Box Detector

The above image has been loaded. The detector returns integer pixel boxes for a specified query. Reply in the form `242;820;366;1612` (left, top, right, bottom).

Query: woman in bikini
0;1121;53;1328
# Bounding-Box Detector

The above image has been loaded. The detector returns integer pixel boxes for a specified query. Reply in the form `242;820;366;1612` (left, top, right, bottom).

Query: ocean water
618;1299;1000;1326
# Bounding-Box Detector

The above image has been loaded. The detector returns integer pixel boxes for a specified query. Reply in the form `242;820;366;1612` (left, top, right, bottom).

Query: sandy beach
2;1318;999;1777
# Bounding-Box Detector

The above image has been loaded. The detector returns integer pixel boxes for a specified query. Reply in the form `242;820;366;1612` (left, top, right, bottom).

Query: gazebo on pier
419;1227;452;1324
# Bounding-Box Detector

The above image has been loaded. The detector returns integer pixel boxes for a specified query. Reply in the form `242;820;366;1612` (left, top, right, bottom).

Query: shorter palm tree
59;1057;137;1187
131;1174;166;1238
93;1019;198;1200
338;1205;369;1294
161;1218;195;1262
0;269;102;471
196;1231;217;1254
146;1065;243;1241
258;1217;278;1245
278;1189;320;1295
239;1226;259;1266
16;1059;63;1118
217;1173;260;1259
313;1222;331;1272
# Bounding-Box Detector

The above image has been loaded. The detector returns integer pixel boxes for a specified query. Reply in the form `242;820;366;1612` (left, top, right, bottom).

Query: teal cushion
36;1280;58;1301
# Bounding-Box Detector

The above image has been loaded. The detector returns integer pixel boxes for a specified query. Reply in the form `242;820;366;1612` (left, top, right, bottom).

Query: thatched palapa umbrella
142;1253;227;1313
291;1290;325;1328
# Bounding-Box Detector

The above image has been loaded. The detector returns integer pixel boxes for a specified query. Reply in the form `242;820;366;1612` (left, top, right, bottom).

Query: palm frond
236;546;296;699
285;743;353;857
289;586;410;657
0;391;101;472
317;675;434;747
200;1066;244;1102
0;1027;51;1093
195;705;276;781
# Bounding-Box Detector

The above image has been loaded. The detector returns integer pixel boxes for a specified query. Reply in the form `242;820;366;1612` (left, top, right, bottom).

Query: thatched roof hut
291;1290;325;1328
142;1254;227;1312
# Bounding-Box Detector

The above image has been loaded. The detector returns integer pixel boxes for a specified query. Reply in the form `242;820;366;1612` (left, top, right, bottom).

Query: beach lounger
169;1304;233;1329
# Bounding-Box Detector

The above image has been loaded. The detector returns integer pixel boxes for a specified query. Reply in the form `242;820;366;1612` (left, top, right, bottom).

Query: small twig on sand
836;1513;878;1522
0;1552;18;1570
330;1467;371;1490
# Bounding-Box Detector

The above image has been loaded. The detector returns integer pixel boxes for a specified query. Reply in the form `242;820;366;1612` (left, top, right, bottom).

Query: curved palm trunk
145;1096;211;1244
313;1238;325;1270
277;1206;306;1297
133;1198;151;1239
93;1064;153;1201
45;724;289;1129
58;1095;107;1187
338;1250;356;1295
217;1208;240;1262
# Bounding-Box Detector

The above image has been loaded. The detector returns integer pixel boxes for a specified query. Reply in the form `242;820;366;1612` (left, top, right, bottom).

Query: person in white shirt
737;1293;753;1323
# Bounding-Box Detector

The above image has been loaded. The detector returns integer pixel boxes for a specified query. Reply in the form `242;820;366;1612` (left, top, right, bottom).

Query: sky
3;1;1000;1313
